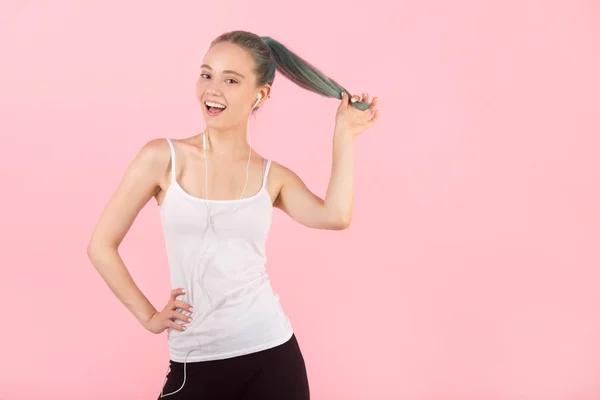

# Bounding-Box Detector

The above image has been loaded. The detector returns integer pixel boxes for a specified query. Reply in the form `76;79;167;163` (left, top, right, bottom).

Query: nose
198;77;222;96
204;88;223;102
205;77;225;93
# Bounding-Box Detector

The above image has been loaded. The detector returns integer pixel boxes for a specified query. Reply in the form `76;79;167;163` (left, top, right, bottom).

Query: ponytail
210;31;370;111
261;36;371;111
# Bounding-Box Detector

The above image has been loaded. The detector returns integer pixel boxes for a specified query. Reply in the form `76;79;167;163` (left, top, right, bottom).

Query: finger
350;94;359;103
173;300;193;313
171;310;193;323
367;109;380;124
167;319;187;331
170;288;186;301
340;91;350;106
367;96;378;110
362;92;370;103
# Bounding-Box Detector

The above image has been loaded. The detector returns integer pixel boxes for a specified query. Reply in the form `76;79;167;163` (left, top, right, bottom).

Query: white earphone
160;91;267;397
254;93;262;107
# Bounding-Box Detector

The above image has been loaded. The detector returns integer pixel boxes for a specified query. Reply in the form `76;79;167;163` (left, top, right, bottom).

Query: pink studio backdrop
1;1;599;399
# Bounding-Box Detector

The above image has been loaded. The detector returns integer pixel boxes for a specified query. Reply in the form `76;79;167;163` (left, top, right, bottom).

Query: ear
257;85;272;106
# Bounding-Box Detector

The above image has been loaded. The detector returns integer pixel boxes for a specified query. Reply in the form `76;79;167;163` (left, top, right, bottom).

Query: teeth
205;101;226;109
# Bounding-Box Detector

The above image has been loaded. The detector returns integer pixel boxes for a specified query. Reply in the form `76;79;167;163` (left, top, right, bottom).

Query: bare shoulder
139;137;172;163
268;159;305;182
86;137;172;250
139;137;178;198
137;136;170;173
268;159;293;179
267;159;305;207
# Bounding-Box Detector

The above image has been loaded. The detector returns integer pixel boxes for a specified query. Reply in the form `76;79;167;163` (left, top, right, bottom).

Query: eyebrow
201;64;245;79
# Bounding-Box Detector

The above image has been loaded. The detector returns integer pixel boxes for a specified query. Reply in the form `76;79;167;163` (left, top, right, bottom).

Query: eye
200;73;210;79
226;79;238;84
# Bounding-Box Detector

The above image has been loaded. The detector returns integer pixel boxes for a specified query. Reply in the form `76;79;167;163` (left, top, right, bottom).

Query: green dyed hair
210;30;371;111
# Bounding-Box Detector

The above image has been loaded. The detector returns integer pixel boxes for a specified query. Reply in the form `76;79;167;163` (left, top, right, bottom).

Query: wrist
333;127;354;143
137;306;158;327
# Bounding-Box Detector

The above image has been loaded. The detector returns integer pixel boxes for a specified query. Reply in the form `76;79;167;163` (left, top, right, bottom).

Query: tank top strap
262;158;272;189
165;138;176;182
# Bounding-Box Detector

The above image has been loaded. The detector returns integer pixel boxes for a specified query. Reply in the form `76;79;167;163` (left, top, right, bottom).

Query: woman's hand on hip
142;288;193;334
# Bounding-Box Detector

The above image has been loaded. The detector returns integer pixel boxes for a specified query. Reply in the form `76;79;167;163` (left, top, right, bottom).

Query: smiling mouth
205;102;227;116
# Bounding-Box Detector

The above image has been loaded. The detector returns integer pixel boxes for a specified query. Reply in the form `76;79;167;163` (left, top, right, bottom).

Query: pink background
1;1;599;399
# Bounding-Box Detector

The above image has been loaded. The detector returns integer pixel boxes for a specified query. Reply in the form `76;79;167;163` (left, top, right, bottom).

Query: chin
204;119;235;132
203;114;243;130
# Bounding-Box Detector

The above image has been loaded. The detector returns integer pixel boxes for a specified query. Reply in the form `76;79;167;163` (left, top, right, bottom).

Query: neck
203;124;250;159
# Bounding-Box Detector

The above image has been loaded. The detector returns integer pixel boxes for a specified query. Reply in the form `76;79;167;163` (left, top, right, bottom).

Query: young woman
87;30;380;399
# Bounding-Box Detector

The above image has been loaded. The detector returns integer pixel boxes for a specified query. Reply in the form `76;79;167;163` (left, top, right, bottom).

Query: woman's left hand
335;92;380;138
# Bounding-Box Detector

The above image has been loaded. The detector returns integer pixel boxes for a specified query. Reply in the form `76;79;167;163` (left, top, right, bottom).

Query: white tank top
159;138;293;363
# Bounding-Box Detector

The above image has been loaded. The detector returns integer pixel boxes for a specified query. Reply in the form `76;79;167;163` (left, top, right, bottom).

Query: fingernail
183;326;187;330
188;317;193;322
182;289;186;293
351;98;357;103
189;307;194;312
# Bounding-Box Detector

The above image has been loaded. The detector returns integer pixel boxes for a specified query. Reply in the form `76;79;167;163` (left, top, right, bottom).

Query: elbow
86;242;101;262
331;215;352;230
86;241;95;257
86;237;102;258
86;240;117;262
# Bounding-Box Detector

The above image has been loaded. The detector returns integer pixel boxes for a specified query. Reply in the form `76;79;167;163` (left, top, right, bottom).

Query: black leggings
158;334;310;399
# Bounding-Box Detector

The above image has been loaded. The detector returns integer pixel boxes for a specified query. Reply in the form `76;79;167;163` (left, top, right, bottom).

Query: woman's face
196;41;268;130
